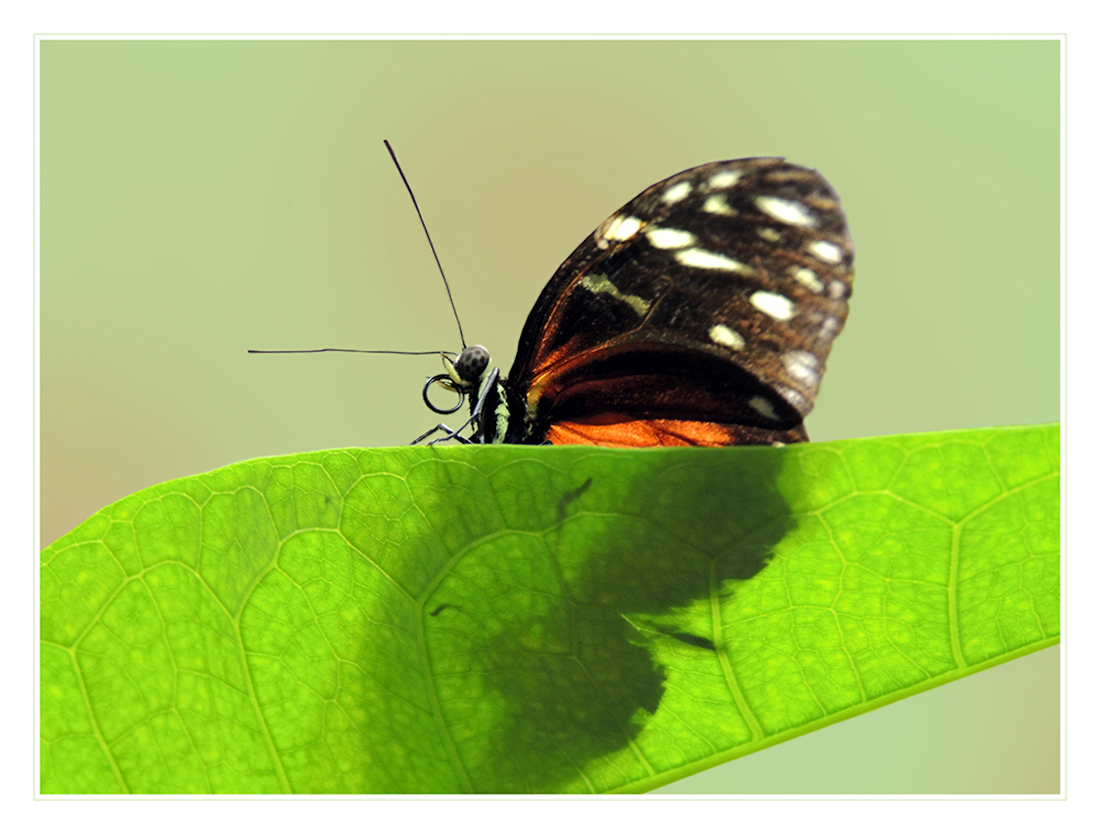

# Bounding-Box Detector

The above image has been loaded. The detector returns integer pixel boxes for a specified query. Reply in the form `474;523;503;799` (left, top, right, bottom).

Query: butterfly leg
411;368;502;445
428;429;473;446
410;423;474;445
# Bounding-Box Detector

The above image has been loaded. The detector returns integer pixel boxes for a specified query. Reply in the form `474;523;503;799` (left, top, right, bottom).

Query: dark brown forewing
506;157;854;433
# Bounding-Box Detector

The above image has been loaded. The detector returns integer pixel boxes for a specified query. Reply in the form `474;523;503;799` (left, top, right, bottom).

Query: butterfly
419;156;854;447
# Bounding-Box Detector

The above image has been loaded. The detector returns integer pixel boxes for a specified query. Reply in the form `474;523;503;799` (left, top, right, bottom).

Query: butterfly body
434;157;853;448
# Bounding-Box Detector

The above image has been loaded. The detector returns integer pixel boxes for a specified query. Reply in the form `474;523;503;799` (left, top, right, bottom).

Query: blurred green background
40;39;1060;794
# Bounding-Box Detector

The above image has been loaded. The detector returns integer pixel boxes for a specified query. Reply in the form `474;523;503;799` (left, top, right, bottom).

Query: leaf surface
39;424;1060;793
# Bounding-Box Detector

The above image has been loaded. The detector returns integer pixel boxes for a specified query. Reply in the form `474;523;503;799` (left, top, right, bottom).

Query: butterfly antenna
384;140;467;349
248;348;452;356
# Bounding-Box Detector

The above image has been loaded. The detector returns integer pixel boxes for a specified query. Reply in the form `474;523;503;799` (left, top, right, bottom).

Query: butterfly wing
504;157;854;446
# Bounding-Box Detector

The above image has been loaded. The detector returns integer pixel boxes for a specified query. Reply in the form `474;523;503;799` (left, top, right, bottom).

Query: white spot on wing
828;279;848;300
707;171;741;190
755;195;817;228
757;227;781;242
750;290;795;321
782;350;820;386
645;227;696;249
807;240;843;264
749;396;780;421
661;181;692;204
595;214;643;249
791;267;824;293
703;194;735;215
709;324;745;350
675;248;753;273
579;273;651;317
775;384;809;414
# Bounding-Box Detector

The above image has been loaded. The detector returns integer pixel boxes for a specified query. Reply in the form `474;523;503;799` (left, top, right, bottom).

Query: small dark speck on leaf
429;604;452;617
557;477;594;522
669;632;716;651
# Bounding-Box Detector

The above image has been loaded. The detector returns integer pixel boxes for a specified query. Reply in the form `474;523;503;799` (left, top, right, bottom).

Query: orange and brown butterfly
425;157;853;448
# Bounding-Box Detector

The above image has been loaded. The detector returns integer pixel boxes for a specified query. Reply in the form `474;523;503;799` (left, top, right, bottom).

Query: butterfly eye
452;344;491;385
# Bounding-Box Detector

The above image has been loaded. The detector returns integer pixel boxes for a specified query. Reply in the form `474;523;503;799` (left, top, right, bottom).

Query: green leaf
39;424;1060;794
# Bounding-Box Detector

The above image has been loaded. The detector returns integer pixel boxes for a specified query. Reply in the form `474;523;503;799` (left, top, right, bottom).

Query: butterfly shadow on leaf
443;447;794;793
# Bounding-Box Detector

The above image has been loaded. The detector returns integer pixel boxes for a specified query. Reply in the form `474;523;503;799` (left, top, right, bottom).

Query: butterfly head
418;344;509;445
445;344;493;390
